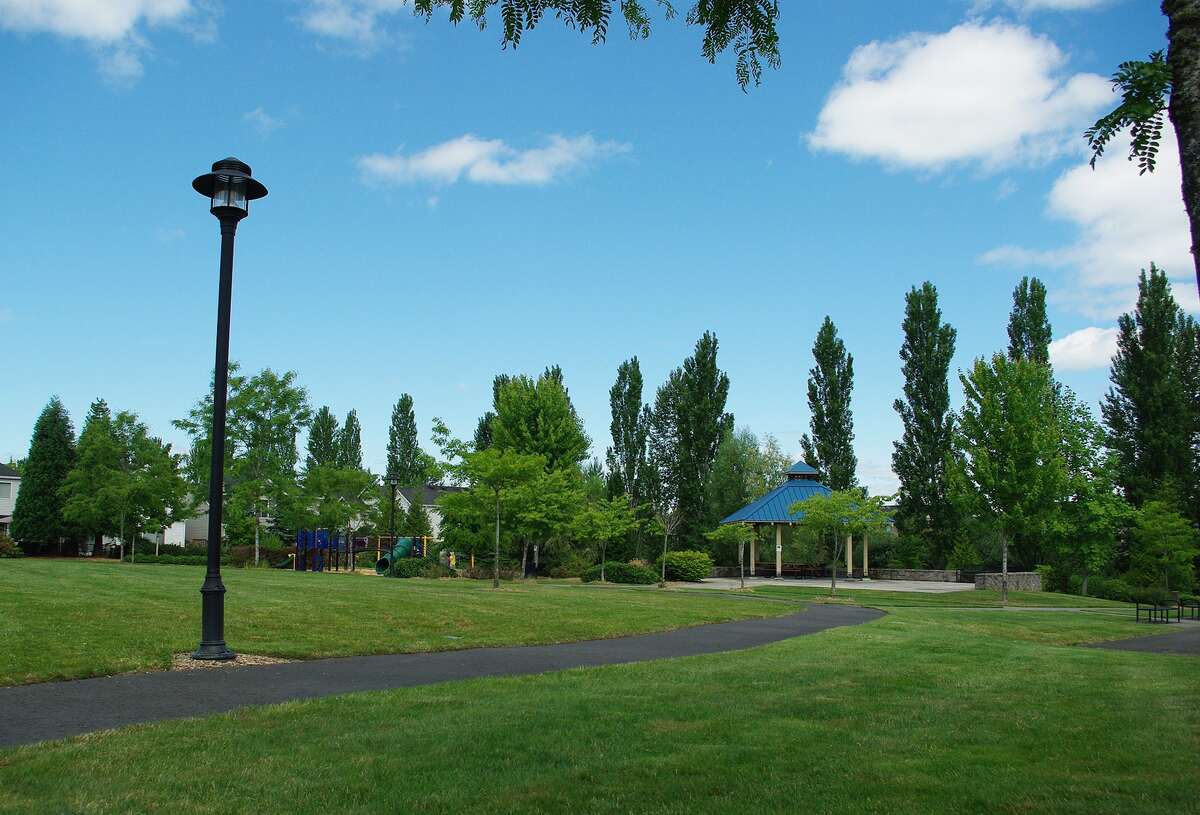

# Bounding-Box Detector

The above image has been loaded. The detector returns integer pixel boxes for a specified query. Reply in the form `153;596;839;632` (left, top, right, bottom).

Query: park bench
1136;602;1181;623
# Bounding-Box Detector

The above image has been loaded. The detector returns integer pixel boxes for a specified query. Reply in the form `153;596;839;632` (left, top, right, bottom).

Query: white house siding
0;475;19;535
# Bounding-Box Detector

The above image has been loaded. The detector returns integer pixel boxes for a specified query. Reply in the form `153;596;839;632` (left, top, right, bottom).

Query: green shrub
387;558;426;578
582;561;658;585
1070;574;1135;602
122;554;224;566
461;566;521;581
0;534;21;558
548;550;592;579
419;560;454;579
655;550;713;582
1129;586;1172;606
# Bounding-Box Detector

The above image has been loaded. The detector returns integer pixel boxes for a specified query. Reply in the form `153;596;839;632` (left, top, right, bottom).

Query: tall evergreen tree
800;317;857;491
387;394;427;485
306;406;340;471
402;489;434;539
1102;266;1196;510
647;331;732;545
1007;276;1052;365
336;410;364;471
892;283;959;567
11;396;77;554
605;356;649;503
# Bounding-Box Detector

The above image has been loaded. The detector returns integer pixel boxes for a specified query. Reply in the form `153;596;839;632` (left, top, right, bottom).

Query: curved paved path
0;604;882;749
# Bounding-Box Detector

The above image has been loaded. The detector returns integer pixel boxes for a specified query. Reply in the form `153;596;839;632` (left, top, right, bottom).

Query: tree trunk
660;531;668;587
493;492;500;589
600;540;607;582
254;509;260;567
1081;570;1090;597
1165;0;1200;300
1001;533;1009;604
738;532;745;590
521;540;529;580
829;530;838;597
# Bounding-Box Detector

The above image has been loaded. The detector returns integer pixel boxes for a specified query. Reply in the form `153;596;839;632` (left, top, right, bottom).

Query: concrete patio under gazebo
720;461;872;579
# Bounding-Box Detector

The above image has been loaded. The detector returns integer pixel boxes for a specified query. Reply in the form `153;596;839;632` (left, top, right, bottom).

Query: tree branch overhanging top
411;0;781;89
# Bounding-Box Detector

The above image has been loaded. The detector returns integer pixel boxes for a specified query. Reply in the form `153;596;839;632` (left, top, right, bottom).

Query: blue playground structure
291;531;429;573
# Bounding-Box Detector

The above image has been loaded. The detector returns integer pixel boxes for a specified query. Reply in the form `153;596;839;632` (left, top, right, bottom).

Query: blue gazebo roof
720;462;831;524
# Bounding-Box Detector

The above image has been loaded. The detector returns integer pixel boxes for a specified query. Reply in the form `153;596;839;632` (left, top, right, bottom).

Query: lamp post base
193;578;235;660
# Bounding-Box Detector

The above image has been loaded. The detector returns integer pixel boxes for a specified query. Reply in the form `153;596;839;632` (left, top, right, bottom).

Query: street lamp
190;157;268;660
387;474;400;578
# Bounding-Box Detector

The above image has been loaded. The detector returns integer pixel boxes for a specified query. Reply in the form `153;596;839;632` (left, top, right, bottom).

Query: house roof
720;462;830;524
400;484;467;506
0;463;19;479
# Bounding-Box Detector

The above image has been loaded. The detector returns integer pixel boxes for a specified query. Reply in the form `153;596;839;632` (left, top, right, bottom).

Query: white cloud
357;134;631;187
1049;326;1118;371
0;0;201;83
244;107;284;136
981;124;1199;319
1003;0;1107;10
807;21;1111;171
298;0;408;50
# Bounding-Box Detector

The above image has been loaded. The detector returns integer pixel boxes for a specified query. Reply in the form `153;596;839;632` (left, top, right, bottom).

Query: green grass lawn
750;584;1132;609
1;608;1192;814
0;559;791;686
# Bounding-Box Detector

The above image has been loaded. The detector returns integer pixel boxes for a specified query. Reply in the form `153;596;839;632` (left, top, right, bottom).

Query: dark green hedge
582;561;659;585
657;550;713;582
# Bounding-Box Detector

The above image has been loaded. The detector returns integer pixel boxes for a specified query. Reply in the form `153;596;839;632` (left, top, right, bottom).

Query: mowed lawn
0;560;791;686
1;608;1193;814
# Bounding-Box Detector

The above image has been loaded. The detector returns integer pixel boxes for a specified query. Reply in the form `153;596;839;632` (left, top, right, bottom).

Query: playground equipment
293;530;374;572
374;537;433;574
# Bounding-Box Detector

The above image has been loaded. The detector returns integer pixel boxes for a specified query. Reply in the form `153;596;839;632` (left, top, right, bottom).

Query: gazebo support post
846;533;854;578
749;527;756;576
775;524;782;578
863;532;870;579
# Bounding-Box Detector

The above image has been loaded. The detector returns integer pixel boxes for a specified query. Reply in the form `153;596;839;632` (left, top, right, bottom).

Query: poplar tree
11;396;77;555
892;283;959;566
1007;276;1052;364
647;331;732;545
1102;265;1198;512
606;356;649;503
337;410;364;471
800;317;857;491
387;394;428;485
306;406;340;471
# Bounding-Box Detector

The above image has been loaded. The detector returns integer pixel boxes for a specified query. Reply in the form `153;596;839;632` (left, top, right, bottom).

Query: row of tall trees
880;269;1199;594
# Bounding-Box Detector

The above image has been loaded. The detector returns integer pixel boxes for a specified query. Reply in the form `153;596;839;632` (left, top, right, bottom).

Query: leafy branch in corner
1085;50;1171;175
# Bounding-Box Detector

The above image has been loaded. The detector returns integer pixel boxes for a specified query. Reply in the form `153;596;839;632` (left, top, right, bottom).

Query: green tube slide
375;538;415;574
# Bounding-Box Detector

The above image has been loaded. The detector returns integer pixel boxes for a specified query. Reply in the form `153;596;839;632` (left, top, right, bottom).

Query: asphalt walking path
0;604;882;749
1089;622;1200;656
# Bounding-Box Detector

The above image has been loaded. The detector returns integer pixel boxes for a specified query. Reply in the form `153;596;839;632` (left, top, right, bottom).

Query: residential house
397;484;466;541
0;463;19;537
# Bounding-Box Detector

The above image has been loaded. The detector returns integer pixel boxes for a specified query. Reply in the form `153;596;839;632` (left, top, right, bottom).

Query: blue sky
0;0;1191;494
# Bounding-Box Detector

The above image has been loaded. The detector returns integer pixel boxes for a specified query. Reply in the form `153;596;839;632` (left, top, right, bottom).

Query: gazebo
720;462;868;579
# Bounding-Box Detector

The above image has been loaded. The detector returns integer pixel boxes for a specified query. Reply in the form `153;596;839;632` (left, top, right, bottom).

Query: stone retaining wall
869;568;961;582
974;572;1041;592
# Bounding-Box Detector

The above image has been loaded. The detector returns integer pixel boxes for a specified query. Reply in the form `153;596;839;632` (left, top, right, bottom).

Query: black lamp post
190;158;268;660
387;475;400;578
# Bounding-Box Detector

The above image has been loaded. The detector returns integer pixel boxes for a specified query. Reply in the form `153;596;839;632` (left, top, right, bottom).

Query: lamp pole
191;158;268;660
